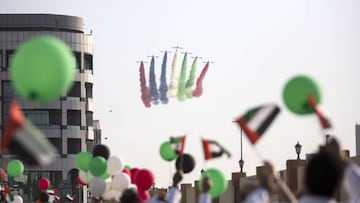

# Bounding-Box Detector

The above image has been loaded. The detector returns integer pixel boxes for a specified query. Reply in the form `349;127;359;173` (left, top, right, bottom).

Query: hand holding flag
1;101;58;167
170;135;186;156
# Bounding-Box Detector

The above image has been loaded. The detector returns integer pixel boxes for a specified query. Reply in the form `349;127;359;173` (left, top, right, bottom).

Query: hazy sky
2;0;360;188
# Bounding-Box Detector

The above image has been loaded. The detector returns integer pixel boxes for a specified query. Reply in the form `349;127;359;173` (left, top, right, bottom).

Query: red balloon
138;190;150;203
0;168;6;181
122;168;131;177
38;178;50;190
77;176;87;186
129;168;139;184
134;169;154;191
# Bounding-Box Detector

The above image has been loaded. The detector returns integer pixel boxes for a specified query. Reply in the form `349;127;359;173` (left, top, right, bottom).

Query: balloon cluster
159;139;228;199
75;144;154;202
159;139;195;174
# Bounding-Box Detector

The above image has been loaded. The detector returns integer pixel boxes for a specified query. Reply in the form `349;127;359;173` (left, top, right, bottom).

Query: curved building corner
0;13;100;203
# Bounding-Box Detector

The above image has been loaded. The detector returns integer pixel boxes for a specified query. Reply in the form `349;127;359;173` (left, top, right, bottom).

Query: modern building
0;14;99;202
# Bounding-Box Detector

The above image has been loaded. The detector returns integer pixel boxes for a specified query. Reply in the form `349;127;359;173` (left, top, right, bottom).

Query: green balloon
100;171;110;180
10;36;75;102
198;168;228;198
75;152;92;171
159;141;177;161
89;156;107;177
7;159;24;177
283;75;321;115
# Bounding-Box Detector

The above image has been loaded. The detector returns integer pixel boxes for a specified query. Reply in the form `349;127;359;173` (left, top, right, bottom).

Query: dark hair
304;150;344;197
120;188;140;203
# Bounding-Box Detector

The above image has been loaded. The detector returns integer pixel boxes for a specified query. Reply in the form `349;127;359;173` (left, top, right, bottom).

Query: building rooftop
0;14;84;33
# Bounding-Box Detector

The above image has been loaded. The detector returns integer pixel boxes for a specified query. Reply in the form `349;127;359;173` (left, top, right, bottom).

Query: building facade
0;14;99;202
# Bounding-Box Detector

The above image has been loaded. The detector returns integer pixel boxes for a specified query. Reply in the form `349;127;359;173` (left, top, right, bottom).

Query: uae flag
170;135;186;155
235;103;280;144
1;101;58;167
202;138;231;160
307;95;331;129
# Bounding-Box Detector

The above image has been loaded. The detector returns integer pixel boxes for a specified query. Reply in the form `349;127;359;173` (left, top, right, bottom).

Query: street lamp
295;141;302;160
238;159;244;173
233;120;245;173
326;134;330;144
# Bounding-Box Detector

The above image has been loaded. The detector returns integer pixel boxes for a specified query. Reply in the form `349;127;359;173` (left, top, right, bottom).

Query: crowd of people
116;137;360;203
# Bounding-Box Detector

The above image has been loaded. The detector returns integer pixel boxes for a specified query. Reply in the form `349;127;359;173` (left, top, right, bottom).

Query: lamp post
233;120;245;173
295;141;302;160
239;127;244;173
238;159;244;173
237;121;244;173
326;134;330;144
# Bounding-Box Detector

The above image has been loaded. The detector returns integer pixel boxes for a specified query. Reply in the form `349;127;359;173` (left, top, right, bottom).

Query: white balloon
89;177;107;197
79;170;94;183
111;173;130;191
102;189;122;201
107;156;124;175
129;183;138;190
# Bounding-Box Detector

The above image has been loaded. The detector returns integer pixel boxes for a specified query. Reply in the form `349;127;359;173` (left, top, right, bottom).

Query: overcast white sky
1;0;360;187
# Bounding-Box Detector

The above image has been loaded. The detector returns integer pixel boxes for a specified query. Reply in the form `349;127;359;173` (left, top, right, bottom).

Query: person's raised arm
166;170;183;203
198;175;211;203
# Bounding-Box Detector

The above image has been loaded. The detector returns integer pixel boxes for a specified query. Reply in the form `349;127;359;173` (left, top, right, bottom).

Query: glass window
49;109;61;125
2;81;14;126
6;50;14;68
67;138;81;154
23;110;49;125
85;82;92;98
67;110;81;126
48;138;62;154
84;54;93;71
0;52;2;68
73;52;81;70
67;81;81;98
2;81;15;99
86;111;93;126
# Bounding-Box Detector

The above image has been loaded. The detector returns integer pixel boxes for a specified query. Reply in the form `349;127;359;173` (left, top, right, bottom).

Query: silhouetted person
299;138;360;203
120;188;140;203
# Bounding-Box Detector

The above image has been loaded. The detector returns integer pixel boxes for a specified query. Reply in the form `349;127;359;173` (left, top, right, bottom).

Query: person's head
304;149;345;198
120;188;140;203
